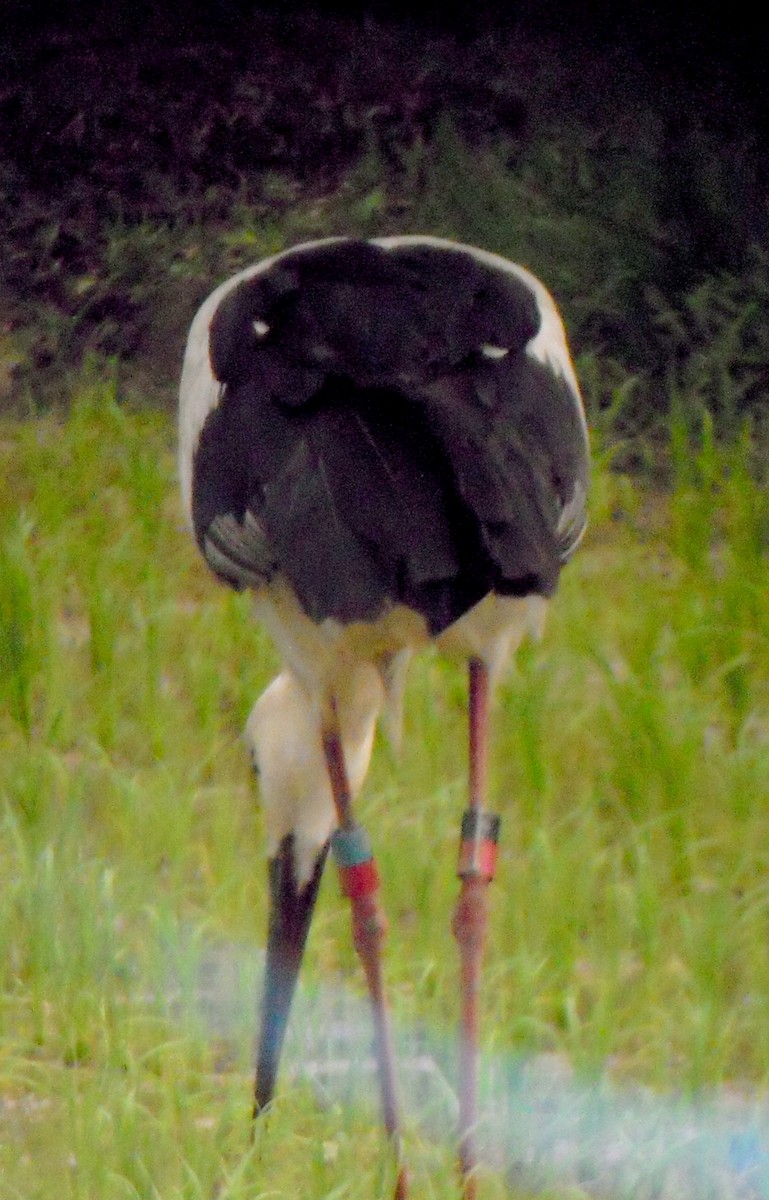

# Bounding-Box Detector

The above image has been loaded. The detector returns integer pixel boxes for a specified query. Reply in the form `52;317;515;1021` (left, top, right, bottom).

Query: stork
179;235;589;1198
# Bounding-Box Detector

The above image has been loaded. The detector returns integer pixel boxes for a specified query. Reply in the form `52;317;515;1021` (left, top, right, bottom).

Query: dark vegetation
2;3;768;441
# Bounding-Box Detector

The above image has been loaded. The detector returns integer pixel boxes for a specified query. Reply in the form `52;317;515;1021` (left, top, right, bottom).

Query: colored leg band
457;810;501;881
332;824;380;898
338;858;380;898
331;823;373;867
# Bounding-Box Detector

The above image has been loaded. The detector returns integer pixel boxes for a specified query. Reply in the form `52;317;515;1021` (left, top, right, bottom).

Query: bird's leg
253;832;329;1117
323;717;409;1200
452;657;500;1198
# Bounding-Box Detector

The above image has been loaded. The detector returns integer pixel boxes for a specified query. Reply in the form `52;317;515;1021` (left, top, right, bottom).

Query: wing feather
185;237;589;631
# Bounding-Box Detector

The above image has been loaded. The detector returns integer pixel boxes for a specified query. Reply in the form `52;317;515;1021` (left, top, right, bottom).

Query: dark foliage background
1;1;768;437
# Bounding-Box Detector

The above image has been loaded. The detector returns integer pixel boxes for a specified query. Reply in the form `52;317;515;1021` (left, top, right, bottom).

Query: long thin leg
254;833;328;1117
452;657;500;1198
323;719;409;1200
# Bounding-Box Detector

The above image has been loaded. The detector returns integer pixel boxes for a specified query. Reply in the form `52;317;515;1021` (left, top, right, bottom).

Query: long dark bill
253;832;329;1117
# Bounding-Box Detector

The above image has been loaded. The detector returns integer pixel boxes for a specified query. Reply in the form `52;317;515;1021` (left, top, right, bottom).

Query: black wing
190;238;588;634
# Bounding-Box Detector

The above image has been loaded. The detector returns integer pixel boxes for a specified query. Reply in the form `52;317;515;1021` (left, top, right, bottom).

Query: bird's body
179;235;589;1197
180;235;587;872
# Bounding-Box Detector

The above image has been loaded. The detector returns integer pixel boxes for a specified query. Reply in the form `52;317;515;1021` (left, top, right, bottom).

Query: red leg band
458;837;498;881
338;858;380;899
457;810;501;881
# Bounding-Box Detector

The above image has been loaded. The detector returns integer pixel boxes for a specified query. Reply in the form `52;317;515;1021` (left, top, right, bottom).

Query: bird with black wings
179;235;589;1198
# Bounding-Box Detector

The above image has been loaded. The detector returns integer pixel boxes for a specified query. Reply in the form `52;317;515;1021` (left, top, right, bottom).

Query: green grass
2;389;769;1197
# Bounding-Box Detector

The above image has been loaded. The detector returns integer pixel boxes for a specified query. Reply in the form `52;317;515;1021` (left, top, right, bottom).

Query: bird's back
181;237;589;636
